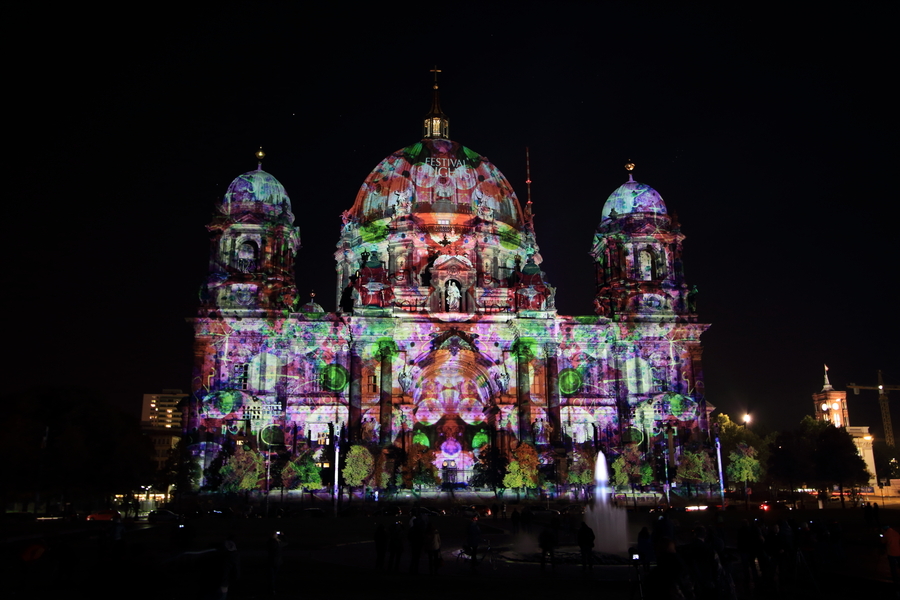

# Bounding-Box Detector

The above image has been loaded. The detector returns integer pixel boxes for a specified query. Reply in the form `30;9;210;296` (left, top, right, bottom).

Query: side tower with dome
184;84;711;492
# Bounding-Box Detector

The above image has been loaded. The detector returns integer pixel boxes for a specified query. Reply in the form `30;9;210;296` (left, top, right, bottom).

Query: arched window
638;247;657;280
236;241;258;273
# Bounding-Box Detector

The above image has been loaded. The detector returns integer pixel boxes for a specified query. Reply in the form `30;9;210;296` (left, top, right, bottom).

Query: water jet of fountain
584;449;627;555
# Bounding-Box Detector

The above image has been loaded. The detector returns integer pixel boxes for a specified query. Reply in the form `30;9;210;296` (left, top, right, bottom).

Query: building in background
184;83;711;489
142;389;185;471
813;368;877;485
813;367;850;428
846;426;877;486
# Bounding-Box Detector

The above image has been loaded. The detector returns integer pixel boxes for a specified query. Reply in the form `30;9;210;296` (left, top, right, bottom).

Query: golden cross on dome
430;65;441;88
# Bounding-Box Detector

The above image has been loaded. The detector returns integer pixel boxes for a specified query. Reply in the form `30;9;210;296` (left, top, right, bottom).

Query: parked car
86;509;121;521
147;509;180;523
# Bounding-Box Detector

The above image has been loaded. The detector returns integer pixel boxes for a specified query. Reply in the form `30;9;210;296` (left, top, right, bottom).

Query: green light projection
413;431;430;447
260;425;284;447
667;394;684;414
512;337;537;359
626;426;644;445
205;390;242;416
321;364;350;391
471;429;489;449
361;221;388;244
376;337;399;358
500;228;522;250
559;368;584;395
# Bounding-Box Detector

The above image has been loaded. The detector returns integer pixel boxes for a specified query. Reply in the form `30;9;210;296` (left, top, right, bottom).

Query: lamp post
714;423;725;509
743;414;751;428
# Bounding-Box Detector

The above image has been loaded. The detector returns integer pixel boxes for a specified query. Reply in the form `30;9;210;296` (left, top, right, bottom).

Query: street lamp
743;414;751;428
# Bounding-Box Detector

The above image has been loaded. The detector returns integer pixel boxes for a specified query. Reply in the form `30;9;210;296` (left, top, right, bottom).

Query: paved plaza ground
2;497;897;599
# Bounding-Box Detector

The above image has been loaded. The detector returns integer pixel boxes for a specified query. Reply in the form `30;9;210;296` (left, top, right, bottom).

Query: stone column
545;342;561;443
612;345;628;443
348;343;362;442
379;346;393;445
515;339;533;444
188;338;209;435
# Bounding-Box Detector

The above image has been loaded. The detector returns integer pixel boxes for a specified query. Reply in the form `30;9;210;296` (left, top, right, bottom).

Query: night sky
11;4;897;439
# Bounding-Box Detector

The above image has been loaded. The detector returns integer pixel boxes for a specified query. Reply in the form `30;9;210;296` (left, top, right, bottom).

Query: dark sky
11;3;897;439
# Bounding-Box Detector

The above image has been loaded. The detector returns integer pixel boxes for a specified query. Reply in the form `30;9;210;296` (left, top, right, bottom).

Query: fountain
584;450;628;555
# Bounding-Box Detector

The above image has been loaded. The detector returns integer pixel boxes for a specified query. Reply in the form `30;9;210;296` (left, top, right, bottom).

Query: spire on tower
256;147;266;170
625;160;635;183
423;66;449;139
823;364;833;391
526;147;533;206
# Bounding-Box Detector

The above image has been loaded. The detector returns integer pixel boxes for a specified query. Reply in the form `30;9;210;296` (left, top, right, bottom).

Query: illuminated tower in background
185;78;712;490
813;366;850;427
812;366;877;484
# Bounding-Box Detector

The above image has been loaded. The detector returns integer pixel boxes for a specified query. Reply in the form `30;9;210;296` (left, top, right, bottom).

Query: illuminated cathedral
185;82;711;488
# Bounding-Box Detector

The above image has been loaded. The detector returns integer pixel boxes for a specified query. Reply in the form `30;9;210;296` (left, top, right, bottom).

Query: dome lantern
423;66;449;139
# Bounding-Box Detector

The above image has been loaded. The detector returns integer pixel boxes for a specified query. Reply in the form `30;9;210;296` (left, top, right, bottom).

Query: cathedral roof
347;138;523;228
601;177;668;221
219;168;294;220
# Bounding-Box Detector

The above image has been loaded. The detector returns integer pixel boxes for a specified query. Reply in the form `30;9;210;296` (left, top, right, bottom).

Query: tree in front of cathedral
343;445;374;501
219;446;264;493
567;448;597;501
281;450;322;501
676;447;717;497
503;443;540;499
612;444;653;488
726;443;760;505
401;444;440;490
157;438;201;499
470;442;506;491
715;413;772;482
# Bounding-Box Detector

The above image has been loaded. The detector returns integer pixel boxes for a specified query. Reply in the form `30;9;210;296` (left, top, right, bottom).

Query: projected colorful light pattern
186;138;709;490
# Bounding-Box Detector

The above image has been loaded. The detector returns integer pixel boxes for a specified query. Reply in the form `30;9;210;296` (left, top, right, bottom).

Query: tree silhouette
814;423;869;507
401;443;440;489
768;416;823;506
2;388;155;511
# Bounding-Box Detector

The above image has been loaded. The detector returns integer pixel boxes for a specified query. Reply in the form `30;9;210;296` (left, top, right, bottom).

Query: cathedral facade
185;88;711;488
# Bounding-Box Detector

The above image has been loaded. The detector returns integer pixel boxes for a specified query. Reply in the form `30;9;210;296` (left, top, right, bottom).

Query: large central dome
348;138;523;229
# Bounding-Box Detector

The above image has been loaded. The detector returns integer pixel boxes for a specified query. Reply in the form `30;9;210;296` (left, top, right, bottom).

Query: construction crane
848;370;900;447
